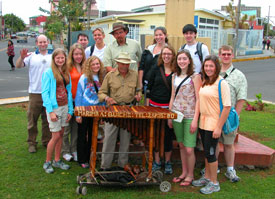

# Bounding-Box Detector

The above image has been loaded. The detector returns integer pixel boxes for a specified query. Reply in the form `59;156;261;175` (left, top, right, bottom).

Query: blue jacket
41;68;74;115
75;74;106;107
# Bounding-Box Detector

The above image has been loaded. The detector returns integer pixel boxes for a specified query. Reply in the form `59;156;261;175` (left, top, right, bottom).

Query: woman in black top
147;45;176;174
138;27;168;94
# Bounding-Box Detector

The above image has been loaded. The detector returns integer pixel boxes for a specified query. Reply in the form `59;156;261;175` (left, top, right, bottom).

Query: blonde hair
51;48;70;84
83;56;105;84
67;43;86;72
92;27;105;35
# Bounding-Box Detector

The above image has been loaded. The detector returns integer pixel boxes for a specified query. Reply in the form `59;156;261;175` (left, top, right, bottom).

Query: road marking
0;47;7;52
14;45;36;48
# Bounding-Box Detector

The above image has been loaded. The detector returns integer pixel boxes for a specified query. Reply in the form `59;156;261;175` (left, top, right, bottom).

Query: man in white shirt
85;27;106;60
180;24;209;73
16;35;52;153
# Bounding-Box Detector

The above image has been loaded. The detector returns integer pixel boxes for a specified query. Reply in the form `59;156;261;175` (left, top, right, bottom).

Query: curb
1;96;274;106
233;55;275;62
0;96;29;105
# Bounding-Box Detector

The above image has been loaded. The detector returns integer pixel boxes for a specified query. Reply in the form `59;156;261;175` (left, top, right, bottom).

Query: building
29;15;47;26
221;4;261;18
49;0;132;22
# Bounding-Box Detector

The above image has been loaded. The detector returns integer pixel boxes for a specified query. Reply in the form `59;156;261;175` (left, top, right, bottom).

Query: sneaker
152;161;161;172
43;161;54;174
52;160;70;170
63;153;73;162
72;152;78;162
80;163;89;169
28;145;37;153
192;176;210;187
164;161;173;174
200;181;220;194
225;169;240;182
200;167;220;176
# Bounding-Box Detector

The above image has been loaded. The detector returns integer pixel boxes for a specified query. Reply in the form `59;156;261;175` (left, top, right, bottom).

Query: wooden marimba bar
74;105;177;179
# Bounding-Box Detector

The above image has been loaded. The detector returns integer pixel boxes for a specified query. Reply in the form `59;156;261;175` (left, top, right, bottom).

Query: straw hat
109;22;129;35
114;52;136;64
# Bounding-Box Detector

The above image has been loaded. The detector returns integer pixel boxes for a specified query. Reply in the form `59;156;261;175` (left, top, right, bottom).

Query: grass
0;103;274;199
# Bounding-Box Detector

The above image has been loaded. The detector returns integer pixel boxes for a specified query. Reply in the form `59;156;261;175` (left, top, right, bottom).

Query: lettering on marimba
75;106;177;119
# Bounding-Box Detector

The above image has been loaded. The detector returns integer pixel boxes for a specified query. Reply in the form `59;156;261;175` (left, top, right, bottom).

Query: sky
1;0;274;24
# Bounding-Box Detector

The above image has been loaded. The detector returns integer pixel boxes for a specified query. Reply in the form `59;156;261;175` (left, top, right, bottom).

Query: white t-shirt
183;42;209;73
24;52;52;94
85;45;106;61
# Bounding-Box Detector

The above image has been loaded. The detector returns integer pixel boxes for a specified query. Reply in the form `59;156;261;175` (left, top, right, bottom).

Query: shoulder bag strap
60;72;68;93
223;67;236;79
174;75;191;98
93;81;99;93
159;66;171;91
218;79;224;114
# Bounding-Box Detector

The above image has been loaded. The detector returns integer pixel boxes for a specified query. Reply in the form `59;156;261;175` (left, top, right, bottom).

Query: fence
198;28;263;55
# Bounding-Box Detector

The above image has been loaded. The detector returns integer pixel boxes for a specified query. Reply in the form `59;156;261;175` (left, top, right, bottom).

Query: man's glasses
221;53;232;57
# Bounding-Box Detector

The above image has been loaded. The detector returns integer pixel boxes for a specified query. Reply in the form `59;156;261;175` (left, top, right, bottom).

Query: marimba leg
90;117;99;177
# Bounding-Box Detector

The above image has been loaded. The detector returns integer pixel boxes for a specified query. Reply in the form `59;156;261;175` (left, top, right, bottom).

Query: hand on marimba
135;93;141;102
106;97;117;106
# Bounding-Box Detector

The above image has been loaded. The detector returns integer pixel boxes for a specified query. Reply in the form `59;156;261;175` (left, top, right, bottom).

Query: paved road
0;38;36;99
0;39;274;102
234;59;275;102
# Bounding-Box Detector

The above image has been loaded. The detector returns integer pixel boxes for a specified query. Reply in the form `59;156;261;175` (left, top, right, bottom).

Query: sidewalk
233;48;275;62
0;49;274;106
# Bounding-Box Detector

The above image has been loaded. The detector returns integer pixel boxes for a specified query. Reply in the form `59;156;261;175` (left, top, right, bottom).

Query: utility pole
234;0;241;57
67;0;71;51
86;0;91;30
266;6;270;38
0;1;2;40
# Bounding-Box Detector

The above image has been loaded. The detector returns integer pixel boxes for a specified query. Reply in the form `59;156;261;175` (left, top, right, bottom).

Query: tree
45;0;86;43
3;14;25;33
225;0;255;29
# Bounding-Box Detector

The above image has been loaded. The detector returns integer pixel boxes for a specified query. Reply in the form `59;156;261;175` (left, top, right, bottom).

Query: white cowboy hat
114;52;136;64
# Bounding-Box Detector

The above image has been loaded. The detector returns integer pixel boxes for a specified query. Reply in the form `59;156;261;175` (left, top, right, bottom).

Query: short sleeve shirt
103;38;142;71
24;52;52;93
98;69;140;104
199;76;231;131
220;65;247;108
182;42;209;73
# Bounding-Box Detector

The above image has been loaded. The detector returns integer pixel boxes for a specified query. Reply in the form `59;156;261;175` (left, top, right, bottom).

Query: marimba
74;105;177;179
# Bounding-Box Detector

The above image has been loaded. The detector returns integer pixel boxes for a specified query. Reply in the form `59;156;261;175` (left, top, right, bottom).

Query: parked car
31;32;37;37
16;32;28;43
11;34;17;39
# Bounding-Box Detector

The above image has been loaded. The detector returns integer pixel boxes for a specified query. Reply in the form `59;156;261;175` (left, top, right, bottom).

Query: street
0;38;274;102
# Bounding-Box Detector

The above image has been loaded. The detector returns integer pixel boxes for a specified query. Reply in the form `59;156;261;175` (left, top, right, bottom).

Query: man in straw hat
98;52;141;170
103;22;142;72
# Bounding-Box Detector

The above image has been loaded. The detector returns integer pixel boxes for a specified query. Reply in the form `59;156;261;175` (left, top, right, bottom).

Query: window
207;19;214;24
150;25;156;30
200;18;206;23
215;20;219;25
125;24;140;41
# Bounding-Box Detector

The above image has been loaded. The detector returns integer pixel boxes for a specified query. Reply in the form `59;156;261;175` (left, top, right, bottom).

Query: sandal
180;176;193;186
172;176;185;183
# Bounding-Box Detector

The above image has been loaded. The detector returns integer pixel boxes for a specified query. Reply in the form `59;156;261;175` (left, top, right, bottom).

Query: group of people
16;22;247;195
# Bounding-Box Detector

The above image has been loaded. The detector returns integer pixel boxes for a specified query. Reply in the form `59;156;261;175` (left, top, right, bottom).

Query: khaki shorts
219;128;237;145
46;105;69;132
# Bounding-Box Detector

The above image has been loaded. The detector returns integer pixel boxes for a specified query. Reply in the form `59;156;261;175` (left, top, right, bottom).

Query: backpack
180;42;203;64
89;44;95;56
218;79;239;134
